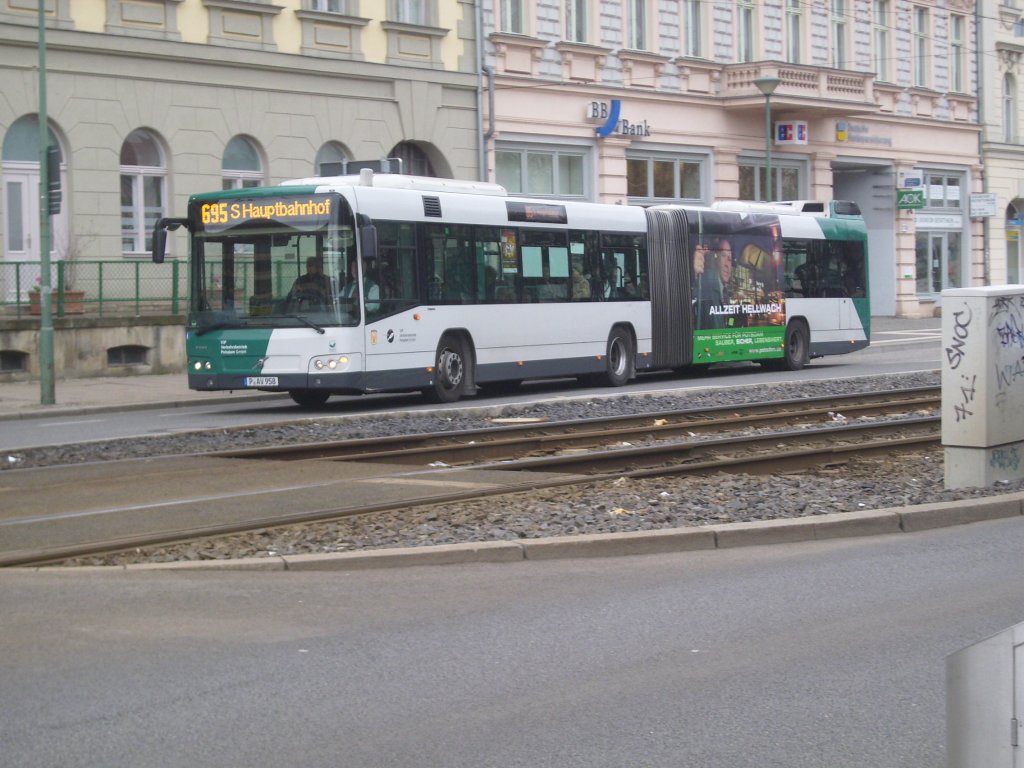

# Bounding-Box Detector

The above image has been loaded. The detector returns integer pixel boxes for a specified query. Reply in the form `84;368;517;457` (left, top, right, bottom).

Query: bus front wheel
426;334;467;403
289;389;331;408
604;328;635;387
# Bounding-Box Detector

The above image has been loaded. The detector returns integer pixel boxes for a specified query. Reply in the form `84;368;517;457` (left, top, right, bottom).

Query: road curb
19;492;1024;574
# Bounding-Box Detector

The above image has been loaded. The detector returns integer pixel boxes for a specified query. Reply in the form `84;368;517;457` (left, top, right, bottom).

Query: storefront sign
835;121;893;146
969;193;997;218
897;189;925;210
587;100;653;138
775;121;808;145
915;213;963;229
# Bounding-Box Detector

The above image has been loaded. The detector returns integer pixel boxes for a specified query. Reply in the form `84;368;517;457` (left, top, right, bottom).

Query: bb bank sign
587;100;652;137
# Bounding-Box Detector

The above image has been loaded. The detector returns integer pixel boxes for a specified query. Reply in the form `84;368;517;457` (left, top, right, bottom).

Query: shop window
120;129;166;255
626;154;705;203
495;145;587;198
738;160;804;202
924;173;962;209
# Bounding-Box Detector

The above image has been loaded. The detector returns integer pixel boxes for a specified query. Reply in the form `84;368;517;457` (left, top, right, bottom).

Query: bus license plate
245;376;279;387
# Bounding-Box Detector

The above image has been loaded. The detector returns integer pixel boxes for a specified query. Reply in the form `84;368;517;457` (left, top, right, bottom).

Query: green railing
1;260;184;319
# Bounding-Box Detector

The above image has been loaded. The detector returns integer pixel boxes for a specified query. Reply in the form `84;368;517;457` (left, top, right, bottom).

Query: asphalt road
0;323;941;452
3;514;1022;767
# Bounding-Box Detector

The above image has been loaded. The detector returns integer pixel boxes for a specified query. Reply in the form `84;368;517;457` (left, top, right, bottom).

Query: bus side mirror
359;225;378;261
152;226;168;264
152;217;189;263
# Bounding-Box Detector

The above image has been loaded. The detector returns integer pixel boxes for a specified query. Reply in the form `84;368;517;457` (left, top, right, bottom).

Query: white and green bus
152;172;869;407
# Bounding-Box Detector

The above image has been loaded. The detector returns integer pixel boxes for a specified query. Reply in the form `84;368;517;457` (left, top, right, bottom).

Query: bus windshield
188;192;359;331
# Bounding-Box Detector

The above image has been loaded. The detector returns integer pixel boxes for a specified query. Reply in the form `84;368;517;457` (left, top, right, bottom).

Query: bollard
942;287;1024;489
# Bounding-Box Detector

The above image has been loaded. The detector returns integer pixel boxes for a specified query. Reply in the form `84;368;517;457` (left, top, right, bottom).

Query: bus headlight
311;355;351;372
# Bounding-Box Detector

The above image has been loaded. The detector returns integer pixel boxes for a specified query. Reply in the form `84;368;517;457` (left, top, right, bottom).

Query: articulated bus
152;171;869;407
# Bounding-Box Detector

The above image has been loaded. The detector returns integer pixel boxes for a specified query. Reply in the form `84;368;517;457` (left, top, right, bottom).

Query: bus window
521;230;569;302
375;222;418;319
784;240;811;297
475;226;503;302
599;233;647;300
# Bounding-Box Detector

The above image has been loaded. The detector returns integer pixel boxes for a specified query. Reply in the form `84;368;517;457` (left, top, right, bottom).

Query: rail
1;389;940;567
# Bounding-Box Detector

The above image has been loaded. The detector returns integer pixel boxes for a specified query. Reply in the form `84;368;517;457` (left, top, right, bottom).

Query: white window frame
736;0;756;63
874;0;891;82
627;0;648;51
913;6;929;89
120;130;167;255
950;14;965;94
785;0;802;64
682;0;702;58
501;0;524;34
831;0;848;69
1005;74;1018;144
625;152;708;205
393;0;426;25
495;142;590;200
566;0;588;43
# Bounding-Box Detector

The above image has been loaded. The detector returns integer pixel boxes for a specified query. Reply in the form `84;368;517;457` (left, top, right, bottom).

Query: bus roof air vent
423;196;442;217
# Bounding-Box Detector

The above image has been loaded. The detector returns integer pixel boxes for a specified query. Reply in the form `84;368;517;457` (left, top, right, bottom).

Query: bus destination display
197;195;335;232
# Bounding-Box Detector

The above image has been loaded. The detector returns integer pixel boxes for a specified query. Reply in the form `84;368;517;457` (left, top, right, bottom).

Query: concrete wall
0;317;185;381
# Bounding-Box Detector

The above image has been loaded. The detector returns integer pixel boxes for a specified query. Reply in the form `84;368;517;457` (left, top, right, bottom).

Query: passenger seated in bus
483;265;498;301
571;263;591;300
287;256;332;309
340;258;381;316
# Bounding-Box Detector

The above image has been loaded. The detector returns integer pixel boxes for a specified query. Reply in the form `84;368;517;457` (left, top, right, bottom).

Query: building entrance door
915;230;962;298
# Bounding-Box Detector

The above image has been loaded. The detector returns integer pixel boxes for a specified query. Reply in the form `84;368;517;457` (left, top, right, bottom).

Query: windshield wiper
193;322;237;337
281;314;326;334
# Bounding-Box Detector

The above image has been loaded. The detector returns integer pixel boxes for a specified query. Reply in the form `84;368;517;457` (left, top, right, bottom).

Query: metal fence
0;260;185;319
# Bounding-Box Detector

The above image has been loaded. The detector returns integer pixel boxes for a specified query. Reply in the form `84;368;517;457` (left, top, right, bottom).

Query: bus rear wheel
289;389;331;408
763;320;809;371
426;334;467;403
604;328;635;387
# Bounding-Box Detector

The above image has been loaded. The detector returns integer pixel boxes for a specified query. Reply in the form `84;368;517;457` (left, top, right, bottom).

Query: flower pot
29;290;86;315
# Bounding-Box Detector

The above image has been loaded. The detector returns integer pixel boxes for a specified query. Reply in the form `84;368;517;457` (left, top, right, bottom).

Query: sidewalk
0;373;282;421
0;315;940;420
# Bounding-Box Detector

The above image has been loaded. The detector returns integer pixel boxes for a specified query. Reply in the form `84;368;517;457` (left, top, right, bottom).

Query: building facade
980;0;1024;286
0;0;998;321
0;0;481;271
480;0;983;317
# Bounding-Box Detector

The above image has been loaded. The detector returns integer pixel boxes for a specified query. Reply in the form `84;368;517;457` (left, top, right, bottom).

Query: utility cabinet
941;287;1024;489
947;620;1024;767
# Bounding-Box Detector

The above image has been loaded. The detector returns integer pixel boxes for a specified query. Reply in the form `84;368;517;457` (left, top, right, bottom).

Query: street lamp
754;76;782;202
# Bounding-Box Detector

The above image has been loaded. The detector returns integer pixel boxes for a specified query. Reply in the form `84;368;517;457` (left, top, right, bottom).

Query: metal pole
38;0;54;405
764;93;773;203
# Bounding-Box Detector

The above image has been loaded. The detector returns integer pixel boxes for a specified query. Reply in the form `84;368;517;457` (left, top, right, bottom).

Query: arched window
120;129;166;254
388;142;437;177
222;136;264;189
1005;74;1017;144
3;115;67;263
315;142;348;176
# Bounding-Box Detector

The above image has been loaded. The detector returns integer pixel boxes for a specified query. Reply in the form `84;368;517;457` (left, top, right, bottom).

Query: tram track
1;388;941;567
